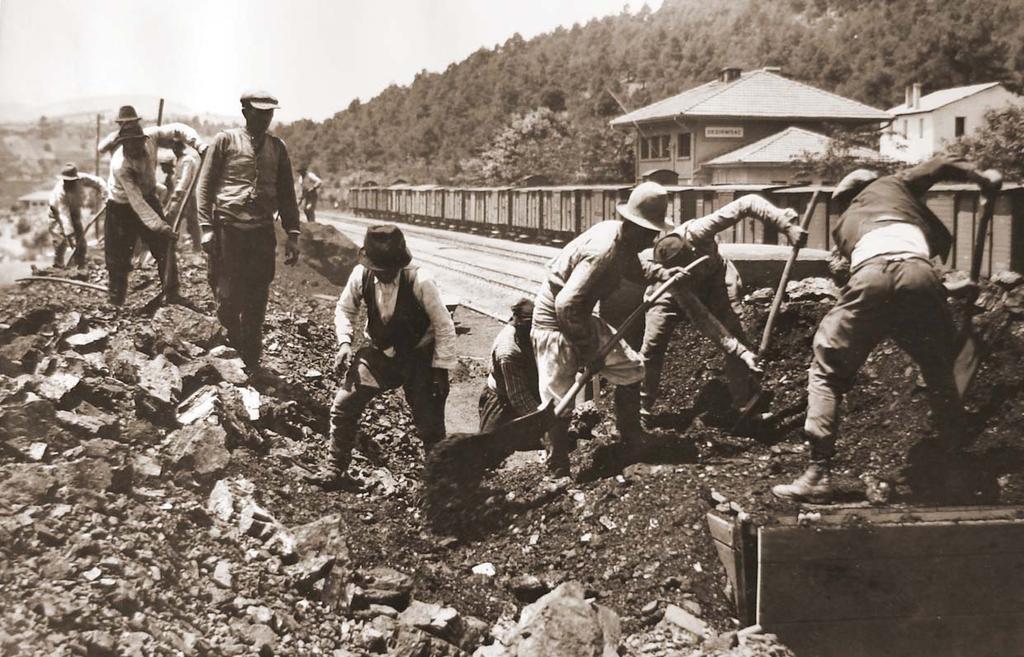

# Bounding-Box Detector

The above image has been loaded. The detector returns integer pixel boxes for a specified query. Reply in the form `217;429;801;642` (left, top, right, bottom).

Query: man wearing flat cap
639;194;805;426
531;181;683;478
47;163;108;268
196;91;302;369
773;156;1002;503
320;224;457;487
97;105;205;305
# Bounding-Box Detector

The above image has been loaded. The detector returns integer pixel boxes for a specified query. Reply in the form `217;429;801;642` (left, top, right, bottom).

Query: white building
880;82;1022;163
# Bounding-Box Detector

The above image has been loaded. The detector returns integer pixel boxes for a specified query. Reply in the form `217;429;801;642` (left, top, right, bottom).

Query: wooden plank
955;192;976;272
706;511;735;547
771;504;1024;527
769;611;1024;657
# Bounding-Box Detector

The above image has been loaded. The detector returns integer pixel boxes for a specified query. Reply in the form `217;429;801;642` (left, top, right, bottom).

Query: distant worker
298;166;322;222
196;90;302;370
479;298;541;433
156;149;177;209
97;105;205;306
532;182;683;478
322;224;457;488
47;163;108;268
167;141;202;250
641;195;806;424
772;157;1003;503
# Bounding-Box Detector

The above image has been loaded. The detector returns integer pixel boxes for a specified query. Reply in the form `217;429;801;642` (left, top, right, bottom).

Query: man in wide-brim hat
196;90;301;369
97;106;205;305
47;162;109;267
530;181;684;479
317;223;457;488
638;193;806;428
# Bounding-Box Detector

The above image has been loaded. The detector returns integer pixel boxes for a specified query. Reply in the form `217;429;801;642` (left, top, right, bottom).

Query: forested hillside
278;0;1024;186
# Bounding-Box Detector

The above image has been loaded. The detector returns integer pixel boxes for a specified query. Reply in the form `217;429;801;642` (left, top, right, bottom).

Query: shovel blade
429;402;556;475
954;333;980;397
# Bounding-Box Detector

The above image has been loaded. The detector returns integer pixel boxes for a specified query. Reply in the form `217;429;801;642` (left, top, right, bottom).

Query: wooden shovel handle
969;193;997;284
759;189;821;355
552;255;710;417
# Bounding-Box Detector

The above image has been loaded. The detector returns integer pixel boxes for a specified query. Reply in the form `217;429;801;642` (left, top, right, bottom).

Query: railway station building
610;67;890;185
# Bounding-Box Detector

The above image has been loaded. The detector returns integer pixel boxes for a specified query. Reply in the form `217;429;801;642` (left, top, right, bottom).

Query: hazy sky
0;0;660;122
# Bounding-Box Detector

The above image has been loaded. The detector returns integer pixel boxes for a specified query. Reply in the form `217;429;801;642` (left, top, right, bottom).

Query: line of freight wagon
348;182;1024;277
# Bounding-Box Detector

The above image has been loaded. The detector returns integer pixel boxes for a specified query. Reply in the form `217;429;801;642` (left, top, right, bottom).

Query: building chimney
905;86;912;108
721;67;742;83
762;66;782;75
912;83;922;109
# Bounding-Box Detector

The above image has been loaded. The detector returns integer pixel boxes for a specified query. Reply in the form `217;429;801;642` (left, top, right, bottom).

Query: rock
303;368;323;381
705;631;739;651
399;600;465;642
32;372;81;403
0;393;56;440
176;385;263;449
178;386;220;425
180;356;249;389
27;442;47;461
247;622;277;656
132;453;162;479
503;581;620;657
0;463;57;505
356;566;414;610
83;630;117;656
213;560;233;589
298;222;358;286
119;631;151;657
57;458;119;492
65;327;109;351
137;355;182;406
392;625;468;657
153;305;223;349
0;335;44;375
509;574;550;604
167;423;231;478
785;276;840;301
109;350;148;384
992;270;1023;288
56;406;118;438
663;604;708;639
471;562;496;577
285;514;351;599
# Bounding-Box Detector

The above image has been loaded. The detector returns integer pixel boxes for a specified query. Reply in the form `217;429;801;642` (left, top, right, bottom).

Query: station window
639;135;672;160
678;132;691;158
955;116;966;137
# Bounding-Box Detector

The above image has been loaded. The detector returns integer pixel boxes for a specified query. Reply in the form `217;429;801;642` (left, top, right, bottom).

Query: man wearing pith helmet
196;90;302;370
531;181;684;478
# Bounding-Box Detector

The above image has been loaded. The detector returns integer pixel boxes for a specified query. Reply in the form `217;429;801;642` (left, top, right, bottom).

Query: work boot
544;419;573;478
305;463;362;492
107;276;127;306
771;462;834;503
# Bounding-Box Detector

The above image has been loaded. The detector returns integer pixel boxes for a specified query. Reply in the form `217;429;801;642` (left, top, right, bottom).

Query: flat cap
240;90;280;110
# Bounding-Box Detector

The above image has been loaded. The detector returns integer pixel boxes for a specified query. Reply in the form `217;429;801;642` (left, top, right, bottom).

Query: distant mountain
0;94;239;126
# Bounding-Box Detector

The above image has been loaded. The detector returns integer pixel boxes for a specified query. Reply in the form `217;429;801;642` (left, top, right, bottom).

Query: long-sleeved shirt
335;264;457;370
165;147;201;223
487;323;541;416
48;174;108;235
671;194;797;269
195;127;300;235
100;124;204;233
534;220;666;361
300;170;322;196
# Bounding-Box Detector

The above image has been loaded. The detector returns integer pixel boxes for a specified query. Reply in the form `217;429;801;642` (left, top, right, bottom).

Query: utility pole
94;114;101;175
157;98;165;126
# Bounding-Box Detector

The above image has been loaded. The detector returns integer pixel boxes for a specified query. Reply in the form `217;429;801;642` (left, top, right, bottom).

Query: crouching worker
533;182;683;479
479;298;541;433
772;157;1002;503
641;195;807;424
317;224;457;489
48;163;108;268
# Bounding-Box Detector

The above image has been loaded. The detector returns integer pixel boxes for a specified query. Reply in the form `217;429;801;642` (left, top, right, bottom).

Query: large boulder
495;581;621;657
297;222;358;286
166;423;231;478
152;306;223;351
284;513;351;602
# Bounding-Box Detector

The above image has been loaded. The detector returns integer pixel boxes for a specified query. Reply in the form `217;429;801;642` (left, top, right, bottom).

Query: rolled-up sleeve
80;173;109;203
335;266;364;345
413;271;457;369
149;123;204;151
554;256;604;361
683;194;796;247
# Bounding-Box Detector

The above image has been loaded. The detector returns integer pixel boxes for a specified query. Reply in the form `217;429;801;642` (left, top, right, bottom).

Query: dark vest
832;176;953;262
362;268;431;356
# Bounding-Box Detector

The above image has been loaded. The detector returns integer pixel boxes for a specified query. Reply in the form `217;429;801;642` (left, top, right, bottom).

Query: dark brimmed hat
60;163;80;181
616;182;673;232
358;224;412;271
110;121;147;149
114;105;142;124
240;90;280;110
652;232;699;267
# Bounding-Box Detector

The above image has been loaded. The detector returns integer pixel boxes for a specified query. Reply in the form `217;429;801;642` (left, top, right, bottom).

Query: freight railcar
346;183;1024;273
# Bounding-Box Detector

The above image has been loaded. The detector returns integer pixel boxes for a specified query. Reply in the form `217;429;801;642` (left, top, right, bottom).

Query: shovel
732;189;822;430
953;191;998;396
426;256;710;475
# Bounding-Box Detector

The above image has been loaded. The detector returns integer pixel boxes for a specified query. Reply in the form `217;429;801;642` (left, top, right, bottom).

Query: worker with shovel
47;163;108;268
640;195;806;428
532;182;685;478
318;224;457;489
196;91;302;370
166;141;202;251
479;298;541;433
97;105;205;306
773;157;1002;503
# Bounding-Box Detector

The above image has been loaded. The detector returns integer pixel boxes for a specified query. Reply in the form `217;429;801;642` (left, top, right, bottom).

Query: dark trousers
479;385;517;434
104;197;178;305
208;223;276;368
330;346;448;472
303;192;318;222
49;211;86;268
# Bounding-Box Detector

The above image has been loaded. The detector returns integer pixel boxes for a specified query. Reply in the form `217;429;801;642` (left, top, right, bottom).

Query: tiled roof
703;127;879;166
610;69;890;126
888;82;1002;115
